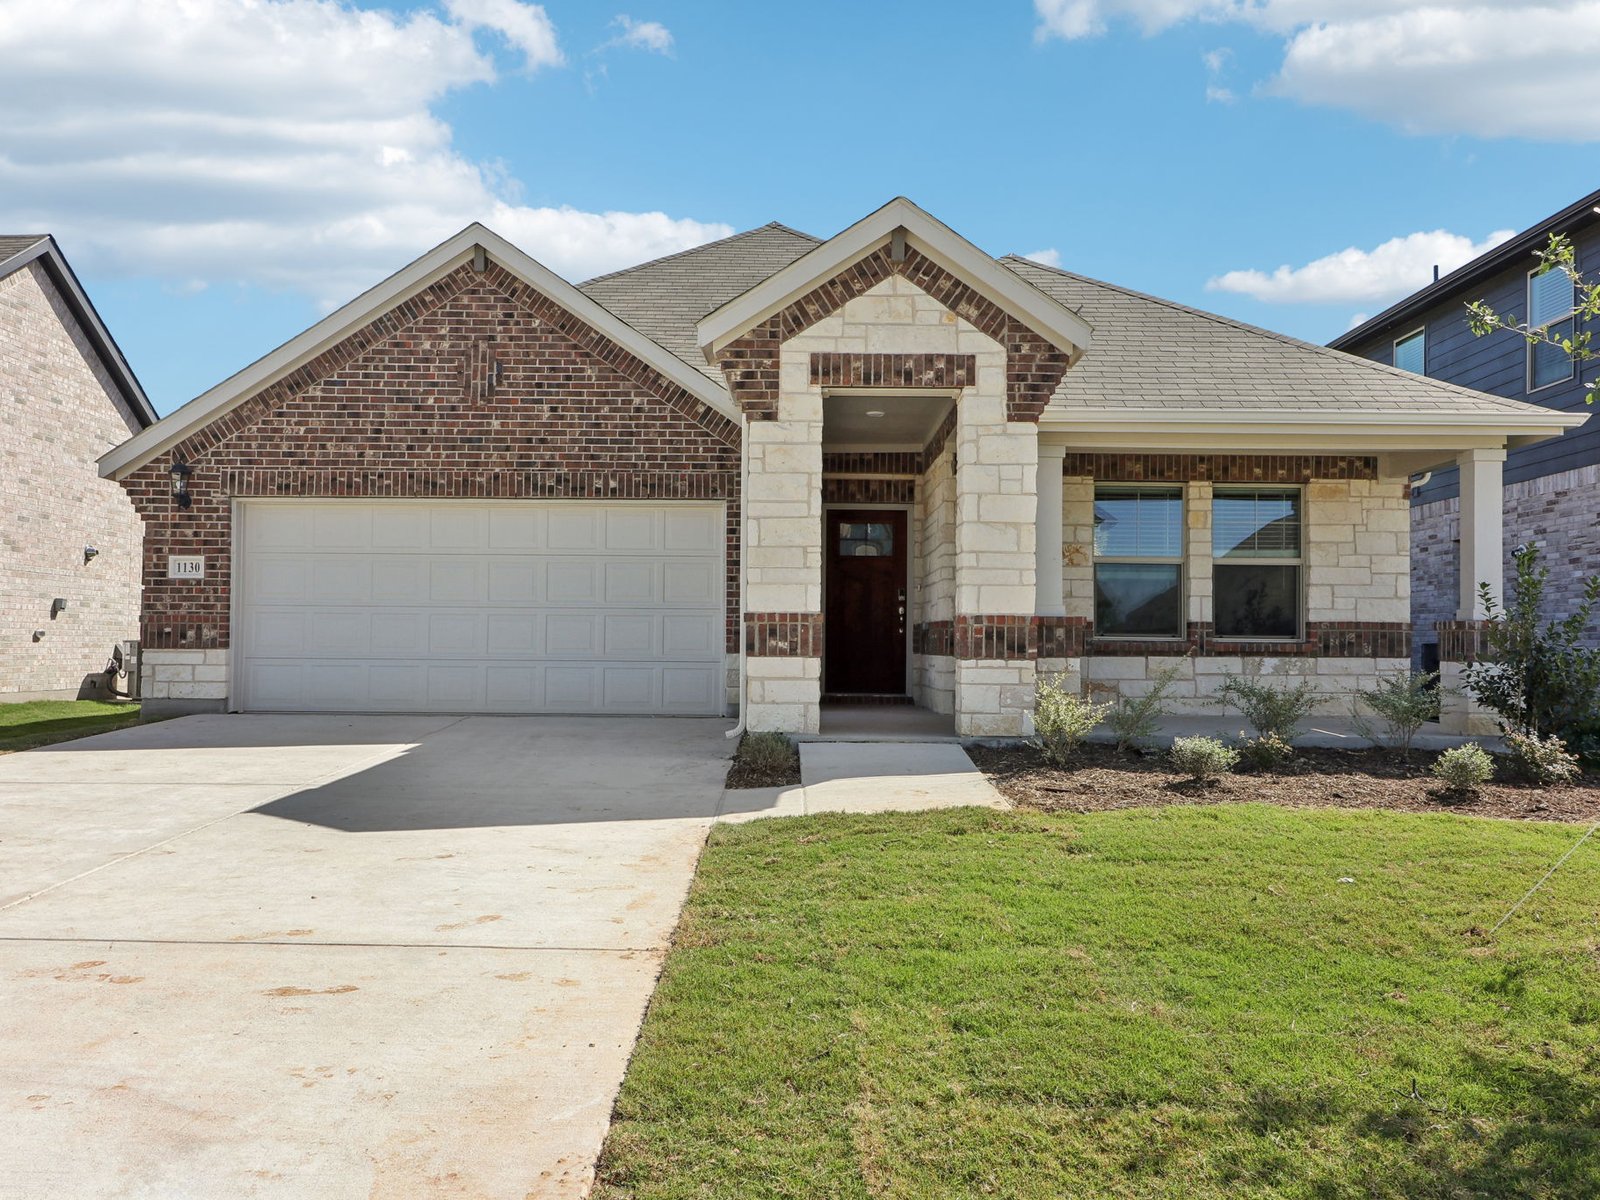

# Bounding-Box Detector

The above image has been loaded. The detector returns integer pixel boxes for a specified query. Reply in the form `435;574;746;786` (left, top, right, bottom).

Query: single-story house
99;199;1583;735
3;234;155;701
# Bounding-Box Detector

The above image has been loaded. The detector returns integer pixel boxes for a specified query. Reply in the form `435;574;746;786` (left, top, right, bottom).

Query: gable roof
1;235;156;427
578;223;821;382
1003;256;1580;440
695;197;1094;364
100;222;741;480
1329;187;1600;351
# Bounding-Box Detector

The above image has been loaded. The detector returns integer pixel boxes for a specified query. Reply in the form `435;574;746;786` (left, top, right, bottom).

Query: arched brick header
714;244;1072;423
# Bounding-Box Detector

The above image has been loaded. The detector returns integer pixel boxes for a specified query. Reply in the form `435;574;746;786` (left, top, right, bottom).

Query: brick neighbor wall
1412;462;1600;660
119;261;742;707
2;260;145;699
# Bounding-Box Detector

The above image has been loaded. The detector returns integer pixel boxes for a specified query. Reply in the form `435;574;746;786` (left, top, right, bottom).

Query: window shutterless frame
1527;264;1577;393
1091;485;1185;640
1392;327;1426;376
1211;486;1304;642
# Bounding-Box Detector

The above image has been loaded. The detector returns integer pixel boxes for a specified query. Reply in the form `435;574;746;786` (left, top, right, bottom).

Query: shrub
1237;732;1295;772
1033;676;1109;767
1431;743;1495;795
1169;735;1239;783
1501;730;1581;786
1465;545;1600;760
1214;668;1320;740
1350;670;1441;757
1104;658;1188;753
736;732;796;774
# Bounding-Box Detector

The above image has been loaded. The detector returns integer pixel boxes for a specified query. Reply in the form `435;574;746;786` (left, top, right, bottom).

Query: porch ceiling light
865;409;885;418
169;459;192;509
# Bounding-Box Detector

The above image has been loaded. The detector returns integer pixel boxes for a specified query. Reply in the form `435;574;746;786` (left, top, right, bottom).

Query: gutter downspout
726;410;750;741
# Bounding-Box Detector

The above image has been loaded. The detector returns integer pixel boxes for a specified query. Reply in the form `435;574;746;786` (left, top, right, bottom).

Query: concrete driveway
0;714;730;1199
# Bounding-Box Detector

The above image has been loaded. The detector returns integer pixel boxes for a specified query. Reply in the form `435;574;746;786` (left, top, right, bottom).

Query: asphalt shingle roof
1002;256;1541;416
0;235;48;267
579;223;821;382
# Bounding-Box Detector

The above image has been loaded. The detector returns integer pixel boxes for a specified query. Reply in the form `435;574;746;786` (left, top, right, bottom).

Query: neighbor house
3;235;155;701
99;199;1582;736
1332;189;1600;666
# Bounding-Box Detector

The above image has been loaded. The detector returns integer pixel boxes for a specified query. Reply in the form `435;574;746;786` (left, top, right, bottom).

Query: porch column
1439;446;1505;735
1457;447;1505;619
1035;443;1066;617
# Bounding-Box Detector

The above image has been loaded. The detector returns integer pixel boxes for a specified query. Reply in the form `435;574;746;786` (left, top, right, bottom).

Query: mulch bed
726;760;801;789
966;742;1600;823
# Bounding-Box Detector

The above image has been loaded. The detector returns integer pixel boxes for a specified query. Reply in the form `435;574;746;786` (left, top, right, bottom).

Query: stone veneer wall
1058;464;1411;714
912;441;957;714
1412;462;1600;660
1;260;145;700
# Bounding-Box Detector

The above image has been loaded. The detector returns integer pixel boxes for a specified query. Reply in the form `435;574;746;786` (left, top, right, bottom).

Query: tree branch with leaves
1466;232;1599;403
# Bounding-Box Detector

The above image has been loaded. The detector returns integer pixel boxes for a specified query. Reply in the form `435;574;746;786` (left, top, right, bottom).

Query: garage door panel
310;559;371;604
545;561;597;605
662;614;716;656
604;508;658;551
486;561;537;605
603;561;657;605
486;613;540;655
312;507;371;549
663;560;717;605
544;613;596;656
370;611;425;654
548;509;600;551
663;508;719;552
487;508;545;550
662;666;718;711
601;667;656;709
602;614;655;658
428;561;480;604
239;501;723;715
371;559;427;604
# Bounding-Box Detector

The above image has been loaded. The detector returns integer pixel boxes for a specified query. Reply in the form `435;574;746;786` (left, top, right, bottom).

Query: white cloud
1024;248;1063;268
0;0;729;308
1345;312;1371;331
1205;86;1236;104
444;0;563;69
608;15;675;55
1206;228;1516;305
1033;1;1600;141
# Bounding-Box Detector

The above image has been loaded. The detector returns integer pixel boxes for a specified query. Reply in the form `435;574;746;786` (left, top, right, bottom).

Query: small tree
1467;233;1600;405
1464;546;1600;759
1104;657;1188;753
1350;670;1441;757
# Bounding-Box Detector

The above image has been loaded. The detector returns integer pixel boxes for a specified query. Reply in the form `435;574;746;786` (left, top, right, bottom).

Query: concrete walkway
0;714;729;1200
717;741;1008;823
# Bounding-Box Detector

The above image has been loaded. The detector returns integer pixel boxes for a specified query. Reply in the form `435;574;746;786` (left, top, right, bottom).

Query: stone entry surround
731;267;1059;736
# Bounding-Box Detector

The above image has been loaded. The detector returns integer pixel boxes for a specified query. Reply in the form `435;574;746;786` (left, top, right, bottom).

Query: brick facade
715;244;1071;422
2;260;145;699
809;352;975;390
1055;453;1379;483
121;262;744;669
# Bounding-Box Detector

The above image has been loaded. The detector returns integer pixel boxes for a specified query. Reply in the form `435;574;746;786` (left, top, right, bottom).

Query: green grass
0;699;142;752
596;805;1600;1199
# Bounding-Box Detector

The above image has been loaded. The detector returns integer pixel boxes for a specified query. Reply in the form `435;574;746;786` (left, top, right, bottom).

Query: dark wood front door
824;509;908;695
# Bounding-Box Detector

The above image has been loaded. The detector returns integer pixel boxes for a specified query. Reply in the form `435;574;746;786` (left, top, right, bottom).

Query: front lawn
0;699;142;753
597;805;1600;1199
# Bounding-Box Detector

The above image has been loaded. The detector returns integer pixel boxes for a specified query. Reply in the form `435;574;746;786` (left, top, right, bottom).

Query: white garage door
236;501;725;715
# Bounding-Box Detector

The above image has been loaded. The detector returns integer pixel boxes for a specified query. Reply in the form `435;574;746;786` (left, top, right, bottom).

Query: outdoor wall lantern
170;459;193;509
50;598;68;617
83;545;99;564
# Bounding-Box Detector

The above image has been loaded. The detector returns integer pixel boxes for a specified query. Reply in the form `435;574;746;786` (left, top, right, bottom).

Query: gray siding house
1331;190;1600;665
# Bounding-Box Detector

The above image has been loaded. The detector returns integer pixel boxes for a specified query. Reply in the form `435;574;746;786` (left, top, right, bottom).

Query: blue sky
4;0;1597;416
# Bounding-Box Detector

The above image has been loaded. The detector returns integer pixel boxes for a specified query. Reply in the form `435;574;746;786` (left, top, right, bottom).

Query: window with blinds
1093;487;1183;637
1393;328;1425;375
1529;265;1576;391
1213;488;1302;639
